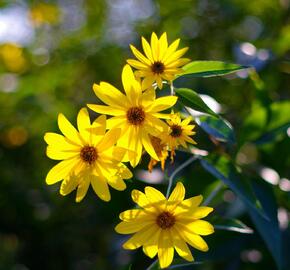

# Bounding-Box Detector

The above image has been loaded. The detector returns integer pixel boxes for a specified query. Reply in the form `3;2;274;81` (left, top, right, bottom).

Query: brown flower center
80;146;98;164
170;125;182;138
126;106;145;125
151;61;165;74
156;211;175;229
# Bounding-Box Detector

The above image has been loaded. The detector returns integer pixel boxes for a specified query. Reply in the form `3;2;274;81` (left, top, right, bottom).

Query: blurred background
0;0;289;269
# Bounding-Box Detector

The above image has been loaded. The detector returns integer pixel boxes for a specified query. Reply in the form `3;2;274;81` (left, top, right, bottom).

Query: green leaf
199;155;267;219
212;218;254;234
195;115;236;145
175;88;218;117
176;61;248;79
248;178;283;270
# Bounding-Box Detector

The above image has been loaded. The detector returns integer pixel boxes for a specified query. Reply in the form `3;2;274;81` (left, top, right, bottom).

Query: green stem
146;259;158;270
166;156;198;198
203;182;223;206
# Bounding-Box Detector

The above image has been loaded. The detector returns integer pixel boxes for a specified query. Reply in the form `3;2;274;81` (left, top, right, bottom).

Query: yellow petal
141;36;154;62
130;44;151;66
77;108;91;142
164;47;189;65
115;219;152;234
44;132;79;150
131;189;150;208
75;176;90;202
159;32;168;60
163;38;180;62
177;224;209;252
167;182;185;211
122;224;157;250
150;32;159;61
170;227;194;262
180;206;214;220
122;64;141;105
127;59;149;70
92;82;128;108
158;230;174;269
143;227;161;258
182;220;215;236
91;176;111;201
97;128;121;152
60;174;79;196
46;146;79;160
145;186;166;206
149;96;178;112
141;77;155;91
87;104;124;116
142;88;156;107
175;195;203;215
46;158;80;185
58;113;83;145
107;175;126;191
141;130;159;160
119;209;150;221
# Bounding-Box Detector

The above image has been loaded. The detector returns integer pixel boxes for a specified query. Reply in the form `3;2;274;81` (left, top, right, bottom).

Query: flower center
126;106;145;125
151;61;165;74
170;125;182;138
80;146;98;164
156;211;175;229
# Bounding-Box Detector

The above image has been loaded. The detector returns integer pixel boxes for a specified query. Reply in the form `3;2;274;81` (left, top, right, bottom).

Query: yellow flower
87;65;177;167
161;114;196;160
44;108;132;202
115;182;214;269
148;135;168;172
127;32;190;89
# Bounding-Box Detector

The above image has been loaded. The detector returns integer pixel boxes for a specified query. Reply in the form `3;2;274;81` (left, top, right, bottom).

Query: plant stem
166;156;198;198
146;259;158;270
203;182;224;206
170;81;175;96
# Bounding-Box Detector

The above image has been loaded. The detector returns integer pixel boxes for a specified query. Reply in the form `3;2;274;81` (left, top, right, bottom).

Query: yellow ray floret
115;182;214;269
44;108;132;202
87;64;178;167
161;113;196;160
127;32;191;90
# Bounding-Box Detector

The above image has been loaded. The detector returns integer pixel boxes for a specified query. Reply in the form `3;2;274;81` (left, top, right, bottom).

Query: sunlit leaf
176;61;248;79
195;115;236;145
175;88;218;117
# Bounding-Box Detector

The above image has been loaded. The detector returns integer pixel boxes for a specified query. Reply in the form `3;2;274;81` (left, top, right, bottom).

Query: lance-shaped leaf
175;88;218;117
248;178;283;270
175;60;248;79
212;217;254;234
195;115;236;145
199;155;267;219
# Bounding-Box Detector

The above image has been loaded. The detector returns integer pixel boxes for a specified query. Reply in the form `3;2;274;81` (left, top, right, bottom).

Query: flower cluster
44;32;214;268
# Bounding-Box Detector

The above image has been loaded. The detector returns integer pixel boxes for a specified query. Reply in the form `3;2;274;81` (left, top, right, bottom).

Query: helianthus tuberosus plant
44;32;255;269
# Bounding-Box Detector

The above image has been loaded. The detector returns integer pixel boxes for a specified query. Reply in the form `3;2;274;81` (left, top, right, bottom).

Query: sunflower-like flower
87;65;177;167
127;32;190;90
161;114;196;160
115;182;214;269
44;108;132;202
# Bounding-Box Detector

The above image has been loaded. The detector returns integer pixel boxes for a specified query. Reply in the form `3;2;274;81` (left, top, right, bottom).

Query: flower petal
127;59;149;70
145;186;166;207
115;219;152;234
122;224;157;250
46;158;80;185
142;36;154;62
182;220;214;236
177;224;209;252
97;128;121;152
75;175;90;202
87;104;124;116
46;146;79;160
170;227;194;262
131;189;150;208
150;96;178;112
91;175;111;202
163;38;180;62
119;209;149;221
167;182;185;211
107;175;126;191
130;44;151;66
44;132;79;150
158;230;174;269
141;130;159;160
150;32;159;61
175;195;203;215
77;108;91;142
58;113;83;145
143;227;161;258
